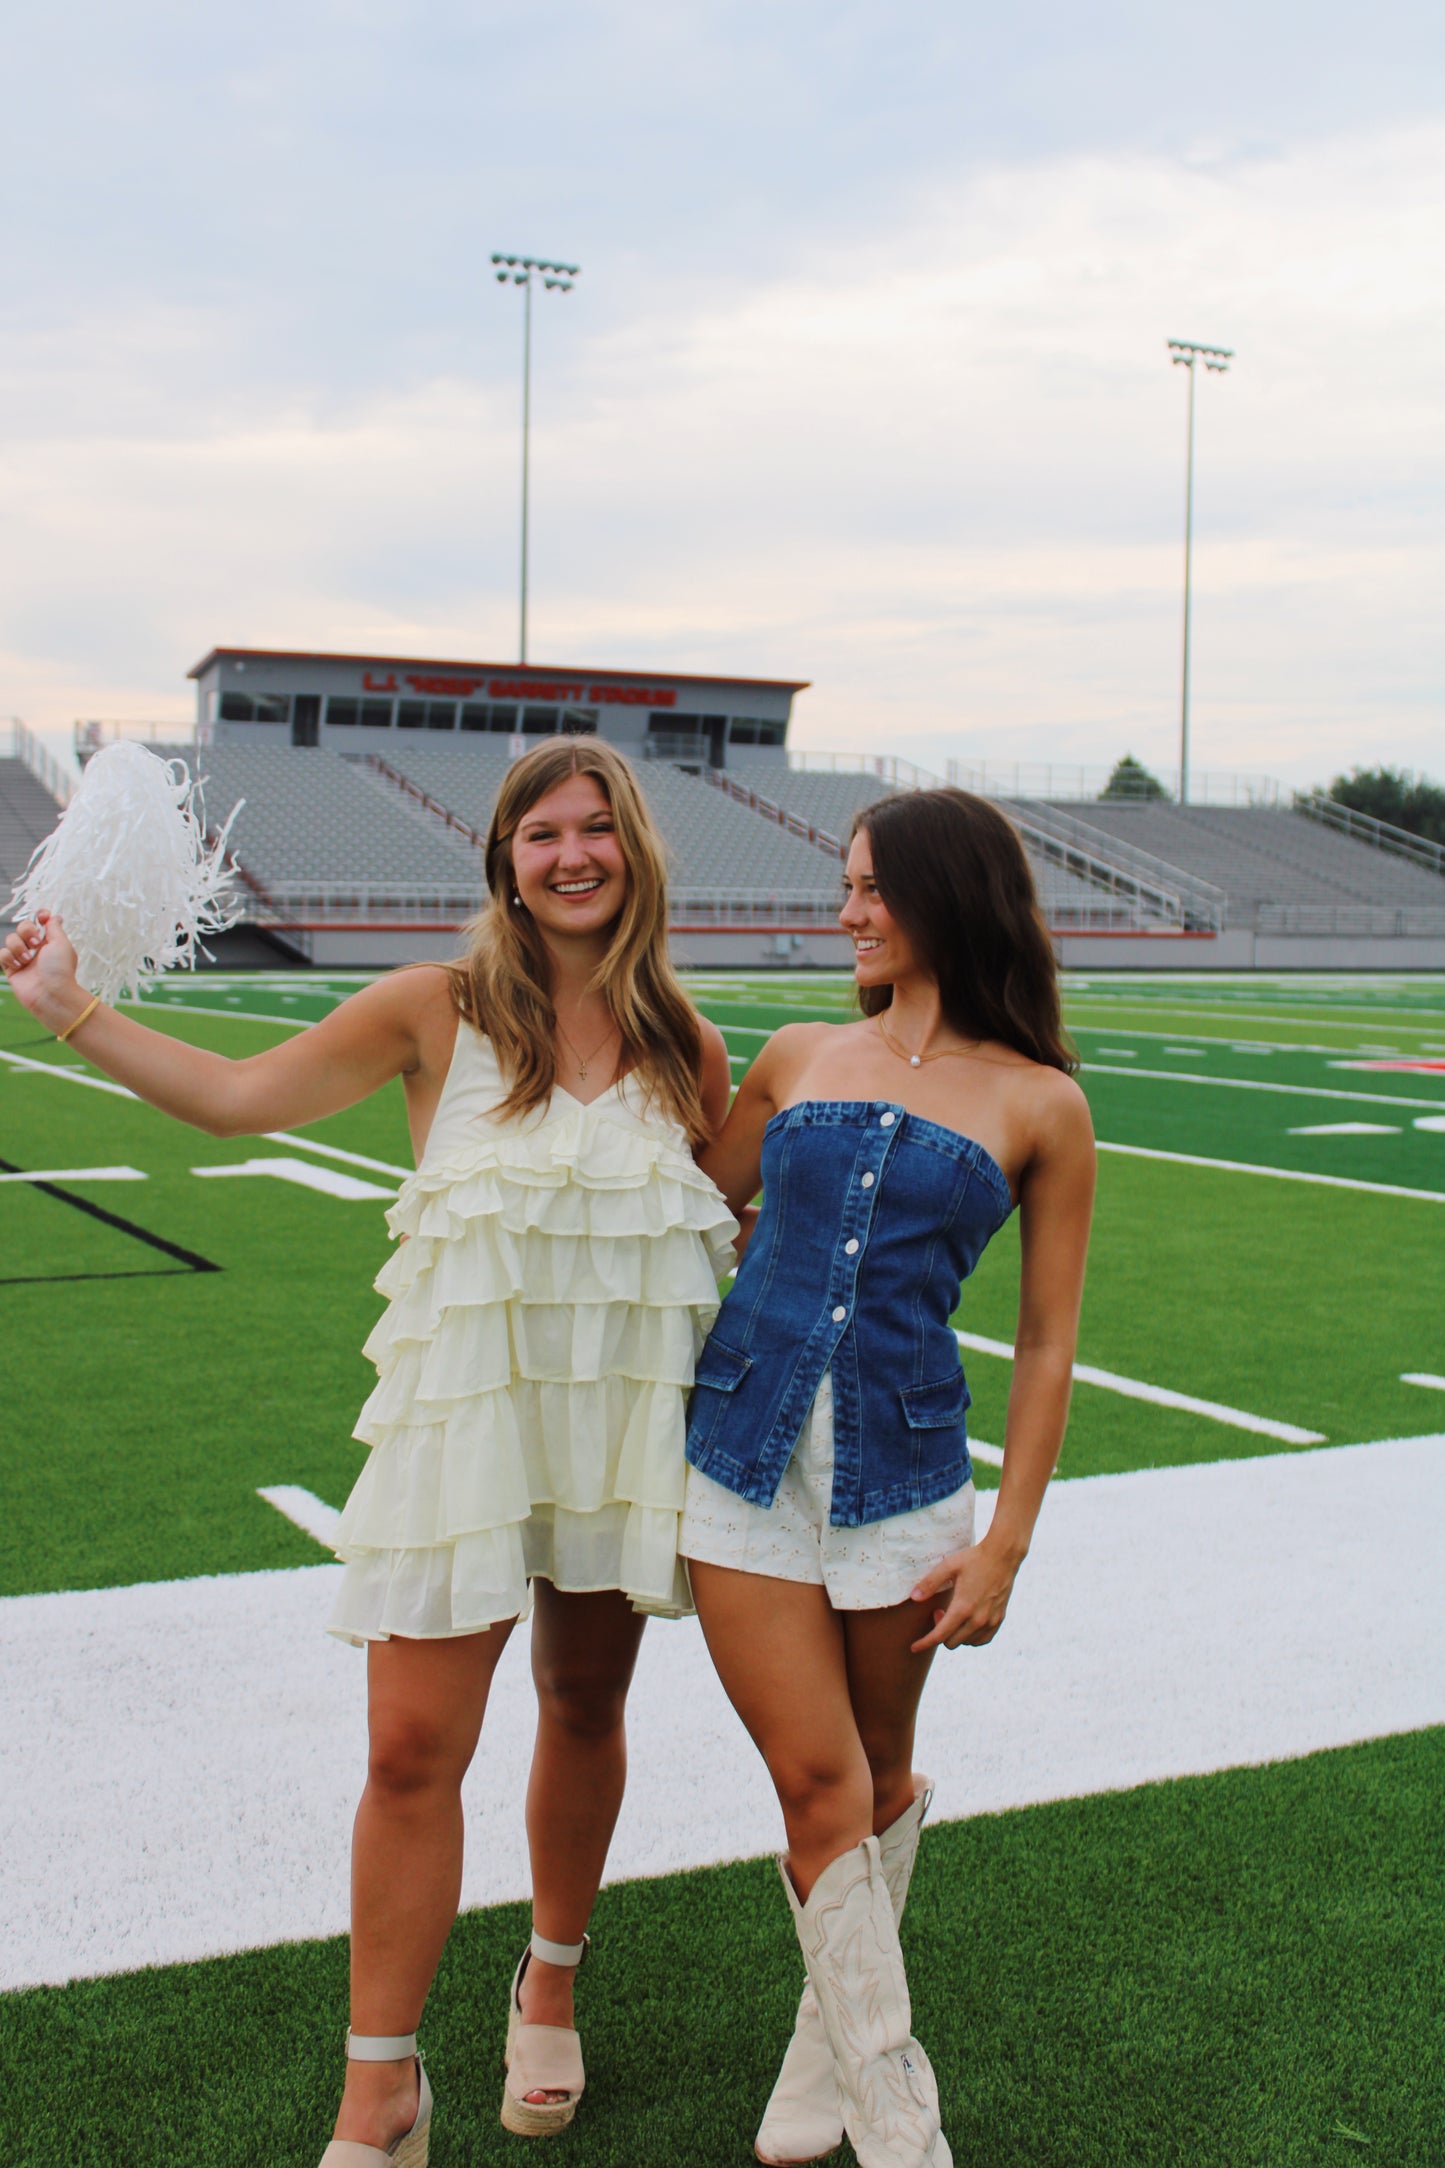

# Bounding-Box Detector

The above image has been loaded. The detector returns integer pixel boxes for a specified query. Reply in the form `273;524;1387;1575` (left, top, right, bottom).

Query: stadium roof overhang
188;646;810;694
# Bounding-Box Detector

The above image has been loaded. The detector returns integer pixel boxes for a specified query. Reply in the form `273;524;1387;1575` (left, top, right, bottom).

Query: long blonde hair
448;738;708;1144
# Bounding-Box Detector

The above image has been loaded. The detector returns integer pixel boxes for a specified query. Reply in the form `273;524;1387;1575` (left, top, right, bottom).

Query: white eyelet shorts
679;1370;976;1611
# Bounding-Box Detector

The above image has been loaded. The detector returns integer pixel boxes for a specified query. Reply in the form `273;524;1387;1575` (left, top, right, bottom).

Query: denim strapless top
685;1100;1014;1526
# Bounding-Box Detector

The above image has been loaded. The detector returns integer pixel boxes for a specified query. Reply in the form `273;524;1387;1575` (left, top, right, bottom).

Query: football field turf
2;969;1442;2164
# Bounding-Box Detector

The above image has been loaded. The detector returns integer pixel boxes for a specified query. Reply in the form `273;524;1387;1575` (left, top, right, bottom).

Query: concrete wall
217;922;1445;973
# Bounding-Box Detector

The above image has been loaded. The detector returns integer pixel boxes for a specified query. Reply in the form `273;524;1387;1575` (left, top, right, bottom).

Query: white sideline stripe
1076;1022;1440;1055
1083;1062;1445;1112
1287;1122;1399;1136
257;1486;342;1547
1072;1004;1445;1038
0;1166;147;1184
0;1047;136;1096
955;1327;1324;1443
966;1436;1005;1466
1402;1373;1445;1392
3;1432;1441;1990
1097;1138;1445;1204
123;1000;310;1031
1415;1115;1445;1132
193;1157;397;1201
265;1132;412;1179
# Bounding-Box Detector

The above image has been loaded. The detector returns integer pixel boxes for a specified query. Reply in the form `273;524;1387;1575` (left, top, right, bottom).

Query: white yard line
1082;1063;1445;1112
3;1432;1440;1990
1288;1122;1399;1137
1402;1373;1445;1392
123;1000;311;1031
0;1051;412;1181
1097;1138;1445;1204
0;1047;136;1097
1069;1003;1445;1036
955;1329;1323;1443
257;1487;343;1546
0;1166;147;1184
193;1158;397;1202
265;1133;412;1180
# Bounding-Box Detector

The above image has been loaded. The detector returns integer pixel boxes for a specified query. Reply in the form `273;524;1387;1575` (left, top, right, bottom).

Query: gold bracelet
55;994;102;1045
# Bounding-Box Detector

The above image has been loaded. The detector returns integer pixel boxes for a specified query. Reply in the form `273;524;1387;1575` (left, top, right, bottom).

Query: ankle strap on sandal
347;2031;419;2061
530;1930;589;1968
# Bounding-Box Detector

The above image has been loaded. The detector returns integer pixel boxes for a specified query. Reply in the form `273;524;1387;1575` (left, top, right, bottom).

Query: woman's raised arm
2;909;435;1137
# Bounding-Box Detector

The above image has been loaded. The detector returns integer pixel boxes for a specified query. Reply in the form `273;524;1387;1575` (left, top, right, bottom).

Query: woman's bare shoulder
351;962;463;1067
1021;1060;1093;1147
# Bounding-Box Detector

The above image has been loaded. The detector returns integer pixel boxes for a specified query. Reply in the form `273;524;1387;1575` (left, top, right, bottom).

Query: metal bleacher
377;744;839;914
174;745;482;919
1062;801;1445;930
723;763;896;836
0;757;64;914
724;762;1196;931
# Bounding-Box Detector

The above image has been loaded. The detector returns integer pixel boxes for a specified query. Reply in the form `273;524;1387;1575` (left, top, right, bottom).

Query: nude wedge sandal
501;1931;589;2137
318;2032;432;2168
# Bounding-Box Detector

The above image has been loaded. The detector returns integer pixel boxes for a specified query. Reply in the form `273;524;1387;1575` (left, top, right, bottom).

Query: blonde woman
2;738;736;2166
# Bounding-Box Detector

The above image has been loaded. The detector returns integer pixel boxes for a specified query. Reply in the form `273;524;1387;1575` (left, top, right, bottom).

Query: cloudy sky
4;0;1442;787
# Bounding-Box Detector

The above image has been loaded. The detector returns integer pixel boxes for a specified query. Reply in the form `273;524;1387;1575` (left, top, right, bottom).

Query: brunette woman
679;788;1095;2168
2;738;736;2167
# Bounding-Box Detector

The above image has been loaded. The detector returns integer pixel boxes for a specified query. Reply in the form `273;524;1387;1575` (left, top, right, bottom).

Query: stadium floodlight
1167;339;1234;804
494;250;583;663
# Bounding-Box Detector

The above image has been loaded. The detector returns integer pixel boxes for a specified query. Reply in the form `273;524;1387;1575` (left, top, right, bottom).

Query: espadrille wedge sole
500;1934;588;2137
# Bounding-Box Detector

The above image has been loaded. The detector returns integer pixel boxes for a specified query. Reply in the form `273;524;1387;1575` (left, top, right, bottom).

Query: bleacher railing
1255;902;1445;938
5;721;78;807
1292;791;1445;882
705;758;1217;933
700;766;848;857
1005;801;1226;933
779;751;948;792
75;718;203;757
365;753;488;848
944;758;1287;807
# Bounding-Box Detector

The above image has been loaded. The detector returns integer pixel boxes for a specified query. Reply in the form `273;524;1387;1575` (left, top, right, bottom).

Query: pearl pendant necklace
877;1014;980;1068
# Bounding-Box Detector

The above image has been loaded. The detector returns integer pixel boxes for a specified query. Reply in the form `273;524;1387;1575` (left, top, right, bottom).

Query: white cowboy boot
779;1836;951;2168
756;1781;934;2166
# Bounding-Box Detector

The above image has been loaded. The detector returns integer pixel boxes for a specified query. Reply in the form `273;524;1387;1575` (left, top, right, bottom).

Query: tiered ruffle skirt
328;1105;737;1643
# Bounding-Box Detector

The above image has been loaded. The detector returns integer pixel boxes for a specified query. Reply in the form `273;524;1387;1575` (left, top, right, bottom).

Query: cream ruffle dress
328;1022;738;1644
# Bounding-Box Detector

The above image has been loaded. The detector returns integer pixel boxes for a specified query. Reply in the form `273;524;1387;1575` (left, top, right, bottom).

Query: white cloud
2;122;1441;789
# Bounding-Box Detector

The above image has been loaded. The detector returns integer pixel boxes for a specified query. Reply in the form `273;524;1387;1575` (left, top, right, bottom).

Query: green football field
2;968;1443;2165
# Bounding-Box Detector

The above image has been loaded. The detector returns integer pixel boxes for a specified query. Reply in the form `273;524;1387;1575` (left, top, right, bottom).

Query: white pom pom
7;743;244;1004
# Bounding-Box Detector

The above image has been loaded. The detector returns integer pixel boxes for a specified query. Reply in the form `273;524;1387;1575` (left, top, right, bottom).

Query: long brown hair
852;788;1076;1074
448;738;709;1142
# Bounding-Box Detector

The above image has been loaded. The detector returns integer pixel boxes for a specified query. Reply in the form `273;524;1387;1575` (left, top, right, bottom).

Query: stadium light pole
1167;338;1233;804
492;252;581;665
